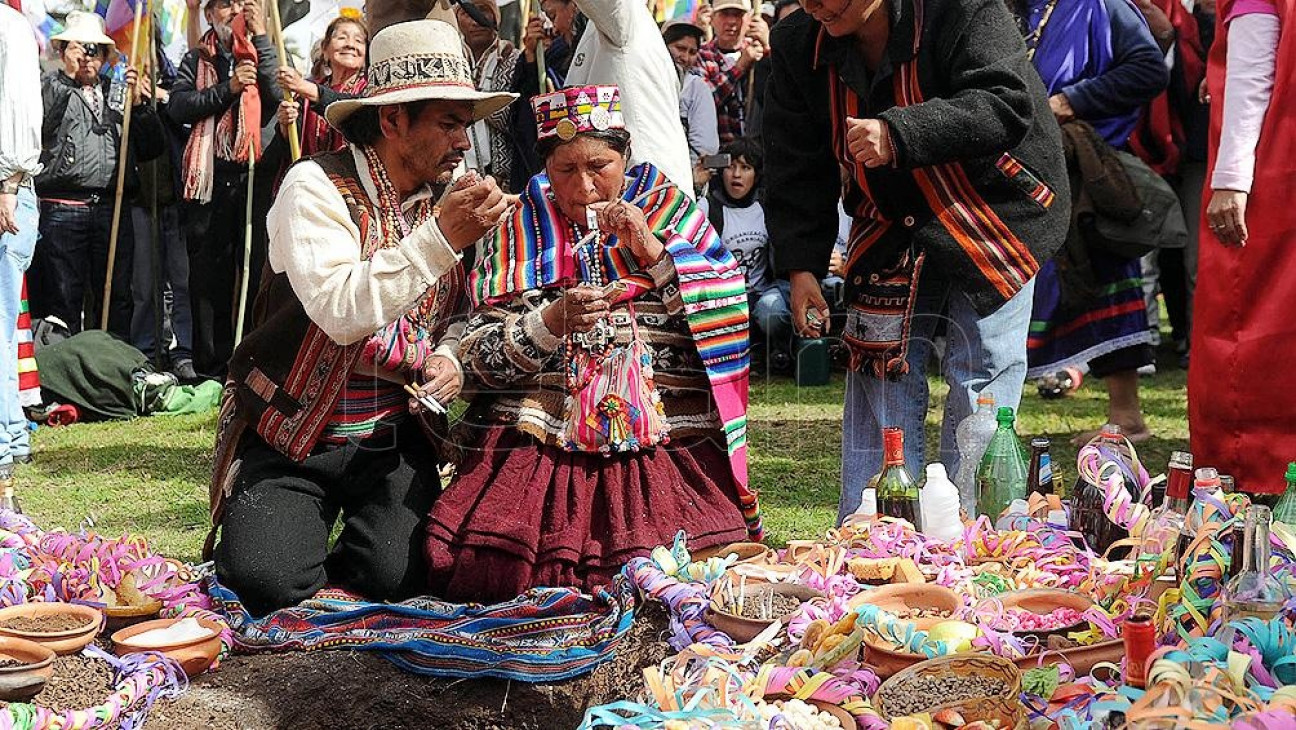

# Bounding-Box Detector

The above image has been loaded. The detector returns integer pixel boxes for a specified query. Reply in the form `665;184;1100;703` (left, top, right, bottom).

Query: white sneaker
1138;363;1157;377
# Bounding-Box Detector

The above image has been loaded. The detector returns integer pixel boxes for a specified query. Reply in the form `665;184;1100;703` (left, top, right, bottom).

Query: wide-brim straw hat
51;11;116;51
325;19;517;127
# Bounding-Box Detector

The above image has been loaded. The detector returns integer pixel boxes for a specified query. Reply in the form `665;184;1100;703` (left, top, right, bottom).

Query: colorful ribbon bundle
0;511;229;649
0;647;188;730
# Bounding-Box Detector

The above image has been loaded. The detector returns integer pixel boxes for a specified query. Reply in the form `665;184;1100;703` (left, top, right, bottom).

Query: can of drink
1123;613;1156;688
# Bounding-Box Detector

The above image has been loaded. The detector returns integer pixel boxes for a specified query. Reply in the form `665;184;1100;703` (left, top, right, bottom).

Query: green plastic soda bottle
1273;462;1296;527
975;407;1029;520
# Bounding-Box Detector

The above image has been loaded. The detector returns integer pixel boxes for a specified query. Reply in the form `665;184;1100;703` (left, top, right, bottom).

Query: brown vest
205;149;462;555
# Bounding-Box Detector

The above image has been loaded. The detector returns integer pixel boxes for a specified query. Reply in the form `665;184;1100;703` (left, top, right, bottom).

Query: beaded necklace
360;144;455;339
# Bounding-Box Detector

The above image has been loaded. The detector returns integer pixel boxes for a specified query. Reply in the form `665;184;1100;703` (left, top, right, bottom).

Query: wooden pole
101;0;147;331
528;0;550;94
268;0;301;162
148;13;165;371
235;155;256;345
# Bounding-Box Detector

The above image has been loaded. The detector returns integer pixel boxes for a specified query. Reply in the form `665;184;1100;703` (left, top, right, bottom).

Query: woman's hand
1206;189;1249;246
541;285;611;336
277;65;320;101
410;354;462;413
590;200;664;267
276;100;299;134
1049;93;1076;123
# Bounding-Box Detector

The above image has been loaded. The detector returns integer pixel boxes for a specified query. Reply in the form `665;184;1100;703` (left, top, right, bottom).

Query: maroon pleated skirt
425;427;749;603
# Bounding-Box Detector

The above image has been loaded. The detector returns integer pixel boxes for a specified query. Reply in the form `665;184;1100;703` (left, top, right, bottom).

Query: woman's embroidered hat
324;19;517;126
531;85;625;142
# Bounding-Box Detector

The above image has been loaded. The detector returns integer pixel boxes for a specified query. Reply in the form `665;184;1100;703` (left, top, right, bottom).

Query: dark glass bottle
876;427;921;531
1025;437;1056;495
1069;425;1135;554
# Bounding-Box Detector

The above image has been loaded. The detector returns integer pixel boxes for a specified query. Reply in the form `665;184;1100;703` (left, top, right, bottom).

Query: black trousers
183;170;271;376
214;419;442;617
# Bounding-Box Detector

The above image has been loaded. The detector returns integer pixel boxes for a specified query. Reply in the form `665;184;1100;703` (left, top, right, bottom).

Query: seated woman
425;85;762;603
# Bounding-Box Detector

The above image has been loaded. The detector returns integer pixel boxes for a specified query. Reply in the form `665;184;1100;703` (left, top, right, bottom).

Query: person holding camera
31;12;163;339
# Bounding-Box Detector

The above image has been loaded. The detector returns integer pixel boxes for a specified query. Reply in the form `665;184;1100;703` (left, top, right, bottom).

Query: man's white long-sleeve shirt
266;147;462;347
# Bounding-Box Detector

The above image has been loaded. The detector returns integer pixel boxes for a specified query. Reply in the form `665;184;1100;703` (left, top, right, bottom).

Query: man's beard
213;22;234;48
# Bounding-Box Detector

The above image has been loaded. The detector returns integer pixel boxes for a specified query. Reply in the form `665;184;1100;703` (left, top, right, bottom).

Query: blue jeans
837;276;1036;523
130;205;193;361
0;187;38;464
31;199;133;336
752;281;793;352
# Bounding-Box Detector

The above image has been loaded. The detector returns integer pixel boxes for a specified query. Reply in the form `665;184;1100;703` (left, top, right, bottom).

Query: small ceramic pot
0;603;103;655
111;617;223;677
0;636;56;701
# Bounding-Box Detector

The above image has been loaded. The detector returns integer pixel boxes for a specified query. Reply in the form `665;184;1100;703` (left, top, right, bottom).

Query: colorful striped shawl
469;163;762;540
209;577;637;681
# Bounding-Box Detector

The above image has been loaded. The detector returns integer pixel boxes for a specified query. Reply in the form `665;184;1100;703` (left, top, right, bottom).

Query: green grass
17;352;1188;562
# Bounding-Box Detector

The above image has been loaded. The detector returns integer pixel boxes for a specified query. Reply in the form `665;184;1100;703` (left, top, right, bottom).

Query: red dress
1189;0;1296;496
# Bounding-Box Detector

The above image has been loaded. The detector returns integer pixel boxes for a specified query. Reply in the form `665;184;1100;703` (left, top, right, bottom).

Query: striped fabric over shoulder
468;164;762;540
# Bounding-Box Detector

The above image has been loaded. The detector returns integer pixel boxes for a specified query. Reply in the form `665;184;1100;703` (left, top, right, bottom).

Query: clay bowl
848;584;963;631
102;599;164;634
859;633;927;679
972;589;1093;640
0;636;56;701
1012;637;1124;677
728;562;800;584
765;694;859;729
705;583;824;643
111;617;223;677
0;603;103;655
714;542;777;565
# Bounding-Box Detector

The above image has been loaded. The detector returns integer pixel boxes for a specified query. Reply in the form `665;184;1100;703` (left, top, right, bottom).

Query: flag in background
102;0;152;63
651;0;698;23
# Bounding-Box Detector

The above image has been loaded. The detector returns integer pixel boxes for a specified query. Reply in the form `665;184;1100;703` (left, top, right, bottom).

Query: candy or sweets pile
754;698;844;729
983;607;1085;633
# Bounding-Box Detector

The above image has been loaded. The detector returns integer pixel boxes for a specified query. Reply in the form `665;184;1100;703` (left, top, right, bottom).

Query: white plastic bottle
920;463;964;542
952;393;997;518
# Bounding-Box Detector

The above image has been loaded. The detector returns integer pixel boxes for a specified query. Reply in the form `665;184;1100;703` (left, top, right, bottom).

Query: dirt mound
143;601;670;730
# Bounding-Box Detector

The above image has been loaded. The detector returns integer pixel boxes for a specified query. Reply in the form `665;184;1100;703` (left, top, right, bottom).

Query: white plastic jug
920;463;963;542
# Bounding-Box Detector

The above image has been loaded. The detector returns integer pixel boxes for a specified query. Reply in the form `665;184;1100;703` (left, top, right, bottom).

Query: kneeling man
208;19;517;616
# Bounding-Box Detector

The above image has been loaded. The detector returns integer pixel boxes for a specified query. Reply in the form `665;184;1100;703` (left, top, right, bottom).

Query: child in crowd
700;137;793;367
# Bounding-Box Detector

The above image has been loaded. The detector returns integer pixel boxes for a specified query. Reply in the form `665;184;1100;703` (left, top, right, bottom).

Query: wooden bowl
103;599;164;633
705;583;824;643
111;617;223;677
874;654;1023;724
972;589;1093;639
0;636;56;701
849;584;963;630
0;603;103;655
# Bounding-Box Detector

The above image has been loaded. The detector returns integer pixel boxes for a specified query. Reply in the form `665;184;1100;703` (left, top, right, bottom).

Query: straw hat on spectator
325;18;517;126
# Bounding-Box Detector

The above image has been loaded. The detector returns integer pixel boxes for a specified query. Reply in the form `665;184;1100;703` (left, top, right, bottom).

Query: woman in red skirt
425;85;762;603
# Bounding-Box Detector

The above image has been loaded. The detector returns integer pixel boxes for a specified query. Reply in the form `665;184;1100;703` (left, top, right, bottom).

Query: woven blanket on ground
207;574;638;681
